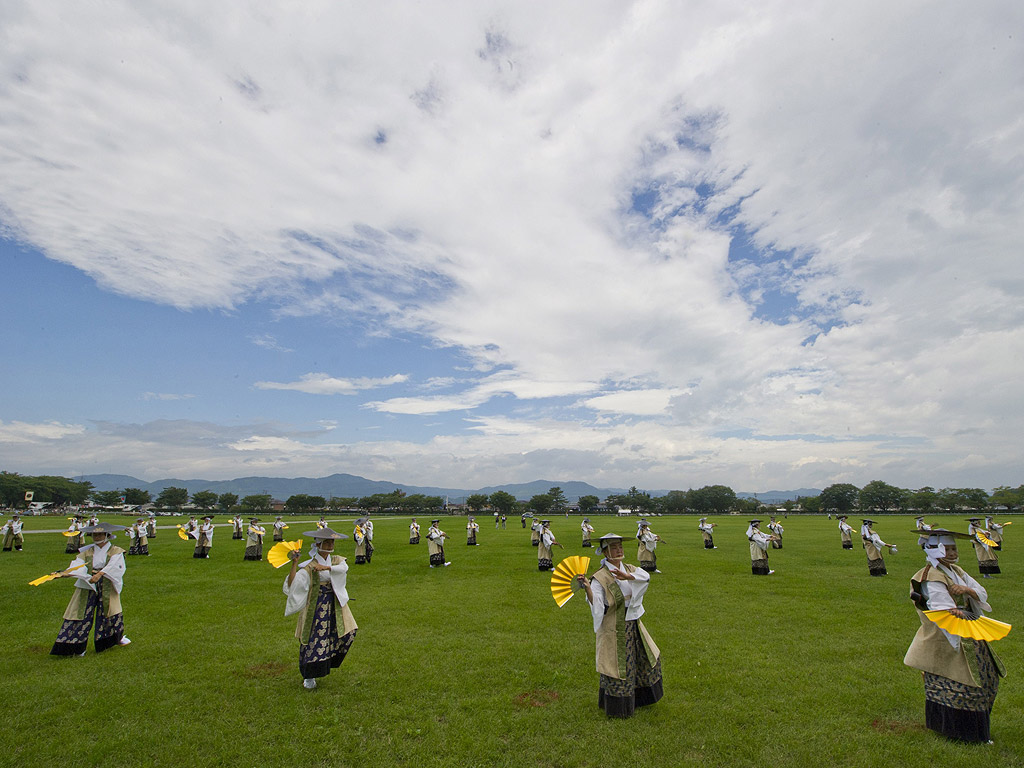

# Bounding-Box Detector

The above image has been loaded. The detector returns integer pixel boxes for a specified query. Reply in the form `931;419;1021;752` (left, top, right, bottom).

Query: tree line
2;471;1021;515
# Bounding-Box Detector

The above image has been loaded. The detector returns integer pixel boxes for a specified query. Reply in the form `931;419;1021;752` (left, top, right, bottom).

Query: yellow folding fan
975;531;999;547
29;564;86;586
550;555;591;607
268;539;304;569
62;531;78;537
177;527;190;540
923;609;1012;642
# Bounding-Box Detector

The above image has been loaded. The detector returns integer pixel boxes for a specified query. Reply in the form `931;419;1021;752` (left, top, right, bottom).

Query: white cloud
141;392;196;401
254;372;409;395
249;333;292;352
1;3;1022;488
0;420;86;442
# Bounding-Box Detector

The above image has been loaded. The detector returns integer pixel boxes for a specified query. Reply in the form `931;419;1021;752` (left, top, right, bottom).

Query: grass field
0;514;1020;768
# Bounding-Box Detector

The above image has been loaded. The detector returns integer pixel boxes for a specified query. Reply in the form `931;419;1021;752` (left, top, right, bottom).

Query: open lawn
0;514;1020;768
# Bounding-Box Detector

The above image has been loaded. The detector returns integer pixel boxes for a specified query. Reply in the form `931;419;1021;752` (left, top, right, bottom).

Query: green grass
0;514;1021;768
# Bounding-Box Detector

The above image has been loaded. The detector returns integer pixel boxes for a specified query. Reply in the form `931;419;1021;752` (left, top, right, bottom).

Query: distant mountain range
81;473;819;503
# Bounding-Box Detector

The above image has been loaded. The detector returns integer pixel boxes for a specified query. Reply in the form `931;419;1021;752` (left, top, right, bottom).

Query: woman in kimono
767;516;784;549
576;533;663;718
838;515;855;549
984;516;1004;551
747;520;777;575
273;516;287;542
904;528;1004;743
231;514;244;540
426;520;450;567
861;519;895;576
146;514;157;539
283;528;356;690
2;513;24;551
466;516;480;545
133;518;149;556
244;519;265;561
125;521;140;555
353;519;368;565
409;518;420;544
698;518;717;549
967;518;1000;577
193;516;213;558
530;518;541;546
636;521;661;573
581;518;595;548
538;520;560;571
65;516;84;553
50;522;132;655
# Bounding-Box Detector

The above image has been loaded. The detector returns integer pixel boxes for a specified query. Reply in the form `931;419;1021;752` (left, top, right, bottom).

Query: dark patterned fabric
867;557;887;576
467;532;477;545
298;584;356;679
842;541;854;549
65;536;82;554
273;530;284;542
429;550;445;566
704;537;715;549
597;619;663;718
232;531;243;540
771;540;783;549
409;535;420;544
244;544;262;561
128;540;142;555
50;581;125;656
978;562;1001;574
365;541;373;563
193;546;210;558
751;558;770;575
538;558;553;571
923;639;1000;742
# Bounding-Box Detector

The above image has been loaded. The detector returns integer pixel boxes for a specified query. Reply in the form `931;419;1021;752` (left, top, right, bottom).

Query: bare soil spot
514;689;560;708
239;661;291;678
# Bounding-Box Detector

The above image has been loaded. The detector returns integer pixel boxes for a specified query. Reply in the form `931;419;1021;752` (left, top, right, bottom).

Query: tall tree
191;490;218;510
240;494;272;511
123;488;152;506
661;490;690;514
488;491;517;516
92;489;124;508
528;494;553;516
989;485;1024;512
466;494;490;512
547;487;568;515
218;493;239;512
285;494;326;511
689;485;737;514
156;486;189;511
857;480;907;513
577;495;600;515
819;483;860;513
907;487;938;514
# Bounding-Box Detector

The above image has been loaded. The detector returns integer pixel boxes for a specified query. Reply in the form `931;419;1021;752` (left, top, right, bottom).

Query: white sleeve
284;569;311;616
98;553;126;594
922;581;961;649
589;578;607;634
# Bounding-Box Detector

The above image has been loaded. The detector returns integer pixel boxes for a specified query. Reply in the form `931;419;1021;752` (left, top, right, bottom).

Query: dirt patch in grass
514;689;559;708
871;719;924;734
25;644;50;654
238;661;291;679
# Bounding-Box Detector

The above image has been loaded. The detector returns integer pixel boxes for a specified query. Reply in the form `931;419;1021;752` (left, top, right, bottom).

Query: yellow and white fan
177;526;190;540
550;555;591;607
62;531;79;537
29;564;86;586
923;609;1012;642
268;539;304;569
976;531;999;547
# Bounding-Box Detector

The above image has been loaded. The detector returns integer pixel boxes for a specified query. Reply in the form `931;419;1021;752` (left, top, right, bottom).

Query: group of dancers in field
28;509;1011;737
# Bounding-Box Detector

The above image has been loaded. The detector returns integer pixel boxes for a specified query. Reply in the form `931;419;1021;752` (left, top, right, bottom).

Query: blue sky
1;2;1022;491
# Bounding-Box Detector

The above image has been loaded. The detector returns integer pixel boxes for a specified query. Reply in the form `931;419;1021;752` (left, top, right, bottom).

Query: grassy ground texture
0;513;1020;768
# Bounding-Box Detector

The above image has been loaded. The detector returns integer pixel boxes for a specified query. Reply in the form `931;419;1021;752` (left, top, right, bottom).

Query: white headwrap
919;533;957;567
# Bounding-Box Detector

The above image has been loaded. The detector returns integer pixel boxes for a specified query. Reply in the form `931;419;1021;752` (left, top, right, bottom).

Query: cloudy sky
1;2;1021;493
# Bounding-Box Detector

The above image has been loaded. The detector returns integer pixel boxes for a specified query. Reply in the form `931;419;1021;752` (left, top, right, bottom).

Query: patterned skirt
65;535;82;554
923;639;1001;742
50;582;125;655
751;558;770;575
598;620;664;718
244;542;263;560
128;540;142;555
232;531;243;540
582;537;592;547
273;531;284;542
977;557;1000;575
410;535;420;544
703;536;714;549
193;545;210;558
467;532;477;545
771;538;783;549
429;548;445;566
842;540;853;549
639;551;656;573
299;585;357;679
867;556;887;576
3;531;23;551
538;557;553;571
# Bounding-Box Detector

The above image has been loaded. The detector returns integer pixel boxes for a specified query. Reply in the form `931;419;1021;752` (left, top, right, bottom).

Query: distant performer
364;517;374;563
131;518;149;556
495;512;500;529
838;515;855;549
426;520;450;567
984;516;1004;551
581;518;595;548
699;518;717;549
501;514;507;529
354;519;369;565
767;516;784;549
231;514;244;540
636;520;661;573
916;516;933;532
967;518;1000;577
146;514;157;539
273;516;287;542
65;515;85;553
467;516;479;545
244;519;265;561
183;515;199;538
193;516;213;559
2;513;25;552
538;520;560;571
747;520;777;575
317;516;328;529
409;518;421;544
125;521;140;555
530;518;541;546
283;527;356;690
861;519;895;576
577;533;663;719
50;522;132;656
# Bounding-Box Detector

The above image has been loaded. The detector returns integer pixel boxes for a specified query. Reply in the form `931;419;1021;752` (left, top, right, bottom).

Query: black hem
925;700;991;743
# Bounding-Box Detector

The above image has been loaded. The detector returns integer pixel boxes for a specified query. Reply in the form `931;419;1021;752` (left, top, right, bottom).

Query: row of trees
806;482;1023;514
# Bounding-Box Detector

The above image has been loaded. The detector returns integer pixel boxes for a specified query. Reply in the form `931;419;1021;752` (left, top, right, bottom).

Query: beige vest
293;556;358;640
591;566;660;679
427;532;443;556
903;564;993;687
863;539;882;560
973;539;998;564
63;546;125;620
